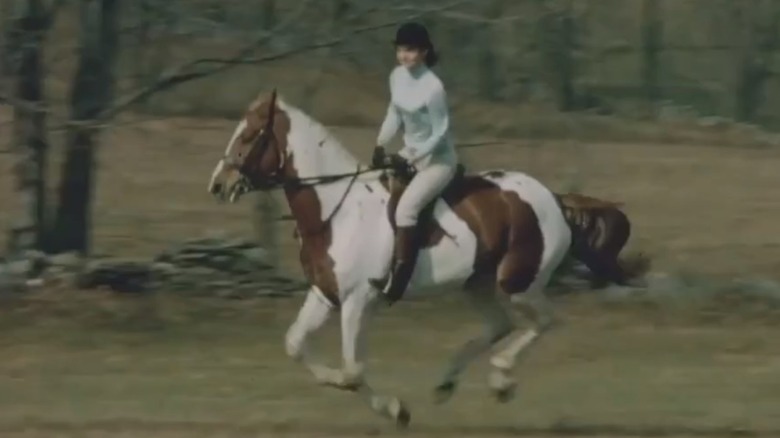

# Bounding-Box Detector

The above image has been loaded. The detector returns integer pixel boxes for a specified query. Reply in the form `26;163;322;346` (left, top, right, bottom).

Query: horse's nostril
210;183;222;194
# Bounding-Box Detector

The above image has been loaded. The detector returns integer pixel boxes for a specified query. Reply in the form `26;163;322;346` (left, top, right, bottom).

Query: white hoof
432;380;457;405
387;397;411;428
488;370;517;403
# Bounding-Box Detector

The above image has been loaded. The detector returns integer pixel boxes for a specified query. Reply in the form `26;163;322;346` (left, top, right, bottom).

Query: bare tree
262;0;276;30
640;0;663;116
50;0;122;254
733;0;780;122
130;0;172;110
251;0;282;266
0;1;14;90
5;0;60;255
1;0;472;260
536;0;577;111
477;0;503;100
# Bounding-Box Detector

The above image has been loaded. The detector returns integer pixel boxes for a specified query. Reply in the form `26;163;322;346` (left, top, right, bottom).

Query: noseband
223;127;287;191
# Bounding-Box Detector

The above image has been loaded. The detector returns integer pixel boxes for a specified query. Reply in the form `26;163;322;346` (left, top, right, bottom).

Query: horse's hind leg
582;248;627;287
489;286;554;402
487;252;559;403
433;276;514;404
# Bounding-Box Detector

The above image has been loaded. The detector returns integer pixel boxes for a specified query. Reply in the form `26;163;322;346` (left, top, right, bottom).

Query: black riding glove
371;146;386;169
386;153;408;170
386;153;414;181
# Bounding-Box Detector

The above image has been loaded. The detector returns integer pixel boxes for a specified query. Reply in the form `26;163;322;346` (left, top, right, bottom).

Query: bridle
218;90;414;233
222;126;399;233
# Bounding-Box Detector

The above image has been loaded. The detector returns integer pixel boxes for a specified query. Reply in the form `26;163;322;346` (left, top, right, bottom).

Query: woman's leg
381;162;456;303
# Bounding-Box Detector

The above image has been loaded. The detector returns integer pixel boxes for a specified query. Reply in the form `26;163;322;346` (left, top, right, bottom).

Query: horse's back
477;170;571;249
361;168;571;293
435;168;571;264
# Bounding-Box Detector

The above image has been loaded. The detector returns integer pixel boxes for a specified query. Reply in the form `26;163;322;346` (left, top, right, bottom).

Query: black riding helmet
392;22;439;67
393;22;432;49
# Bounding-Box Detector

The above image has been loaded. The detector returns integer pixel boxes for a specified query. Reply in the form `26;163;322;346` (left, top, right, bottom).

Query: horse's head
208;89;291;202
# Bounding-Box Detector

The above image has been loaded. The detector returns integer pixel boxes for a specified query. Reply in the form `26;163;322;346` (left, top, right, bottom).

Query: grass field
0;293;779;438
1;98;780;436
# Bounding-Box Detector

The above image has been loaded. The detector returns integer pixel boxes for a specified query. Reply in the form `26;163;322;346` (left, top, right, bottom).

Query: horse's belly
409;199;478;288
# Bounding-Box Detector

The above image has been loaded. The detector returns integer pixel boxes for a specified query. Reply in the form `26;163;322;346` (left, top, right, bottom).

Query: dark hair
424;46;439;67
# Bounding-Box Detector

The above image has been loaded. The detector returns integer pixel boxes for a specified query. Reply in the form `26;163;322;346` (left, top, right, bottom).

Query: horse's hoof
492;381;517;403
388;397;411;429
396;405;411;429
432;380;457;404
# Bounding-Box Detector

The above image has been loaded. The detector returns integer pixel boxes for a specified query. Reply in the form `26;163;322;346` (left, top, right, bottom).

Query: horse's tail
556;192;651;286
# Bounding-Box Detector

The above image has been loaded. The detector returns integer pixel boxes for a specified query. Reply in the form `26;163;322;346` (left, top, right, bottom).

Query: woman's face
396;45;427;69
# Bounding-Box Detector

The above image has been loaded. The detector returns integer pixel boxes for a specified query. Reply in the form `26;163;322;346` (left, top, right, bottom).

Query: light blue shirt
376;65;457;167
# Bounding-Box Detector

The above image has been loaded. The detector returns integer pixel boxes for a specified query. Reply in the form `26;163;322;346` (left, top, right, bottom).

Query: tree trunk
0;0;14;90
261;0;275;30
537;0;577;111
478;0;503;101
640;0;663;116
51;0;121;255
733;1;779;122
132;0;153;107
252;193;279;269
5;0;51;255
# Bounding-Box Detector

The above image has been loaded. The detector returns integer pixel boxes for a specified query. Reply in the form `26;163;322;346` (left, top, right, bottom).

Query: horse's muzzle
208;177;250;204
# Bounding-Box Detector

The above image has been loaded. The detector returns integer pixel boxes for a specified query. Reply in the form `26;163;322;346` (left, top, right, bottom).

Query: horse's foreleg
285;287;341;384
488;287;555;402
337;286;410;427
433;287;514;404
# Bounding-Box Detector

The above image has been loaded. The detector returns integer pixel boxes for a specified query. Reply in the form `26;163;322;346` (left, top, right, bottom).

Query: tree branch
1;0;474;128
100;0;474;121
43;0;67;27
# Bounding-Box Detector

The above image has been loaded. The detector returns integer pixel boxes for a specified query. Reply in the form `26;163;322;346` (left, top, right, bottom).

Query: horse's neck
283;104;359;178
281;104;362;236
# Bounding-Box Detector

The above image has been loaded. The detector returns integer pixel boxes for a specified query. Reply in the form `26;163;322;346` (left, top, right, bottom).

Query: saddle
380;163;467;243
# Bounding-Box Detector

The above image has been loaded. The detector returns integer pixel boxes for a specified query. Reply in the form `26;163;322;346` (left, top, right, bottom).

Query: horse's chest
298;235;339;299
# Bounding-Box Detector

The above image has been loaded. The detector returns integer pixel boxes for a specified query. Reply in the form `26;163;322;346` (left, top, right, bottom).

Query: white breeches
395;161;456;227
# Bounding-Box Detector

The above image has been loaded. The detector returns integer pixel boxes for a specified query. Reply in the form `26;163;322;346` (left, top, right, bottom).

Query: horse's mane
248;93;362;179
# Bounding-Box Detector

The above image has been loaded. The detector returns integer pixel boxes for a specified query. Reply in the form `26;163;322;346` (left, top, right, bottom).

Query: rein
280;165;382;189
253;164;392;237
308;165;363;229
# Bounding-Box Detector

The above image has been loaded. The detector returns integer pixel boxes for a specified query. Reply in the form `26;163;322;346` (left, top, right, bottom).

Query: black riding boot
369;226;421;305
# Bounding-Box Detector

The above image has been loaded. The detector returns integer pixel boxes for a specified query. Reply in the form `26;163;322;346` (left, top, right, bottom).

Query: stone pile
0;238;306;298
148;237;305;298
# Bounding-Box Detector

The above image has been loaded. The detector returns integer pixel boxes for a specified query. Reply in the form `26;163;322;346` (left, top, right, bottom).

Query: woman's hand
387;153;408;169
372;147;413;178
371;146;386;168
386;153;415;181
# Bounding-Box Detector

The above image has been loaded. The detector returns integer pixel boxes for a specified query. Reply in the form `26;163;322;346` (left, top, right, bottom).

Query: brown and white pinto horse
207;91;572;427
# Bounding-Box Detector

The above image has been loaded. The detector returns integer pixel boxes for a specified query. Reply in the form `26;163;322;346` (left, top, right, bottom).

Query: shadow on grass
0;418;774;437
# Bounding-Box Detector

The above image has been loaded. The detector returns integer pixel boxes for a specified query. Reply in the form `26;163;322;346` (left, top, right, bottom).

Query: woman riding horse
370;22;459;305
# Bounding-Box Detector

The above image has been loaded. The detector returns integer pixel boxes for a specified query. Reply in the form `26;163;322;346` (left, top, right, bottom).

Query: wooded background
2;0;778;264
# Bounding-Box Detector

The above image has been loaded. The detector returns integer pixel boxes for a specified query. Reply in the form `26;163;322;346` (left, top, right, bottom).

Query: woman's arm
376;101;401;146
377;70;402;146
